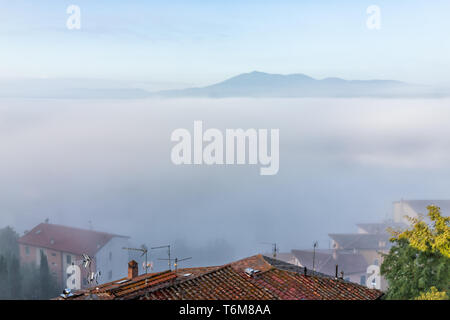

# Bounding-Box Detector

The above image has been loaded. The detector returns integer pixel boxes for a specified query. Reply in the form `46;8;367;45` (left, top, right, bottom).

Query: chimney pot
128;260;138;279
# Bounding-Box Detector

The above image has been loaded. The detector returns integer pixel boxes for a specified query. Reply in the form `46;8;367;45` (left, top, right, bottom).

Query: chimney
128;260;138;279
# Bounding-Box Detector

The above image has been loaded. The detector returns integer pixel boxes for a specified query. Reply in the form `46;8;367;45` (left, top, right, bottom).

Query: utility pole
312;241;318;273
262;242;278;258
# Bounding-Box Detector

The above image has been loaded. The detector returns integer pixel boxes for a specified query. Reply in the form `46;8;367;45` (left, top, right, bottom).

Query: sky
1;0;450;86
0;1;450;266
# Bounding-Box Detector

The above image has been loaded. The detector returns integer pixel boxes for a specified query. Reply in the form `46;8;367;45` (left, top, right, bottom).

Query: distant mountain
156;71;446;98
1;72;447;99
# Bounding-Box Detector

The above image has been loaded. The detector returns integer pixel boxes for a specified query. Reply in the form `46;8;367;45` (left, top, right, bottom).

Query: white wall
95;237;130;284
393;201;418;224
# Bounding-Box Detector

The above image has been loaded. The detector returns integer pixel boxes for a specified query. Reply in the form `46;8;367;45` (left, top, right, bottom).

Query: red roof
55;271;178;300
56;255;383;300
18;223;128;256
144;266;277;300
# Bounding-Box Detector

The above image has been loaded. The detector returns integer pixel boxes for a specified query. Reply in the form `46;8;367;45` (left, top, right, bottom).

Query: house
17;222;130;289
290;249;368;286
56;254;383;300
393;199;450;224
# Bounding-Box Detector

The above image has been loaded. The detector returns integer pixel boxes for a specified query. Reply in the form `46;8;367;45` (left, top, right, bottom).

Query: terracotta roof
249;267;382;300
143;266;277;300
175;266;221;280
55;270;177;300
18;223;128;256
56;254;383;300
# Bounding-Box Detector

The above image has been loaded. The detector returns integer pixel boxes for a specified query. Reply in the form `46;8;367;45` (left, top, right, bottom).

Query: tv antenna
159;257;192;272
312;241;318;273
151;245;171;270
73;253;101;285
261;242;278;258
122;244;149;274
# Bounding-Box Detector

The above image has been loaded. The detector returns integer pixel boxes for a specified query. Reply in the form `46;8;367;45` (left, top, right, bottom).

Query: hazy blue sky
1;0;450;86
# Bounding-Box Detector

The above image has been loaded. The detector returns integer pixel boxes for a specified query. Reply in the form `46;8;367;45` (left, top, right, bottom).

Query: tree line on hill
0;226;59;300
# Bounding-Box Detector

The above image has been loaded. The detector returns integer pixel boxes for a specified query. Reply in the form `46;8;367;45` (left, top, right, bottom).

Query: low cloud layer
1;97;450;263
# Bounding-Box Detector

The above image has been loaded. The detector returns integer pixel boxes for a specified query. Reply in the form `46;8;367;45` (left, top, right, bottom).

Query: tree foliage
415;286;448;300
0;226;59;299
381;205;450;300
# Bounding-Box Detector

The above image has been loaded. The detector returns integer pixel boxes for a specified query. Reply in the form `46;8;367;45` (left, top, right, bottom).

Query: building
18;222;130;289
275;219;407;291
290;249;368;286
393;200;450;224
56;254;383;300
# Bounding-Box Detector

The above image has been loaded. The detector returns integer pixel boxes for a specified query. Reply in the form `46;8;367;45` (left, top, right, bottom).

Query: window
108;270;113;280
25;246;30;255
66;255;72;265
109;252;112;261
360;275;366;285
51;253;56;257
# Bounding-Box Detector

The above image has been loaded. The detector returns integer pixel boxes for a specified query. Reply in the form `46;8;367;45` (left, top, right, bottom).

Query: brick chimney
128;260;138;279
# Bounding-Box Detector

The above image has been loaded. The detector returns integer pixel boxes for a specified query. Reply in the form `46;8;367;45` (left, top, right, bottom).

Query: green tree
0;255;9;299
381;205;450;300
8;255;22;298
415;286;448;300
0;226;19;257
38;251;59;299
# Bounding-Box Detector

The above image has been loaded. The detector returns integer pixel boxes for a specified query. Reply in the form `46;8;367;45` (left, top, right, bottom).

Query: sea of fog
1;97;450;267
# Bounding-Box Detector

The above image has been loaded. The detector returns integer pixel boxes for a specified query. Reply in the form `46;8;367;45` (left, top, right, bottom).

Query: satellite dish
143;261;153;271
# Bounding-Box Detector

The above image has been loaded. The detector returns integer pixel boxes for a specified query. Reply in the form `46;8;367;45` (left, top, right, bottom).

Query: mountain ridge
155;71;438;98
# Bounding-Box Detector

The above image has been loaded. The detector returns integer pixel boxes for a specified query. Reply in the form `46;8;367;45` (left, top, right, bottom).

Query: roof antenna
312;241;318;274
122;245;149;274
261;242;278;258
73;253;101;286
159;257;192;273
151;245;171;270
